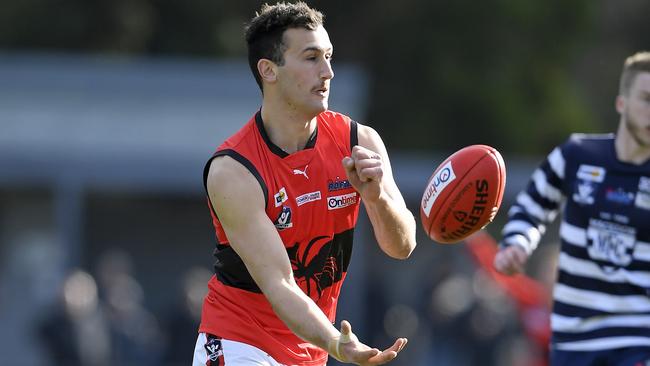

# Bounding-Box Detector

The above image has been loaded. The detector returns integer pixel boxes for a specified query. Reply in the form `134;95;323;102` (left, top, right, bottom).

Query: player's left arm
343;123;417;259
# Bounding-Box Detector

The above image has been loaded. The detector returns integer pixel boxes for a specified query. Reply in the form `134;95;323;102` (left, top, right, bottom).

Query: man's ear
258;59;278;84
615;95;625;114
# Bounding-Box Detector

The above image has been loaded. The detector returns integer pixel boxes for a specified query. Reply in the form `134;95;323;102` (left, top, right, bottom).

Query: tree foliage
2;0;648;154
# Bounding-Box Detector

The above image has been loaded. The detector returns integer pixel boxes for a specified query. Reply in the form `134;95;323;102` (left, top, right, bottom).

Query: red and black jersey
199;110;360;365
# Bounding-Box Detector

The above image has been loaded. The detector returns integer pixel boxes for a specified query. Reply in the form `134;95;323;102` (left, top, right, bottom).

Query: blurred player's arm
207;156;405;365
343;124;416;259
495;146;567;275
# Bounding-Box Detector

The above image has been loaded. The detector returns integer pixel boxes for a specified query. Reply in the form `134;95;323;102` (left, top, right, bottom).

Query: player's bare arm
344;124;417;259
207;156;405;365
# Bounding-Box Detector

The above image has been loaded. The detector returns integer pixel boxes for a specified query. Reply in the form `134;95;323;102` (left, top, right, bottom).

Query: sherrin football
420;145;506;244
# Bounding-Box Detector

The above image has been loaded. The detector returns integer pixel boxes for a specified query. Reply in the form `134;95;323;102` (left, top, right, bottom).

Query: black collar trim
255;111;318;158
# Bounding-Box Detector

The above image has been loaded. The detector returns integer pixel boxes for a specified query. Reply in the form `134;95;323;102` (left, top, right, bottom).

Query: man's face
620;72;650;147
275;25;334;116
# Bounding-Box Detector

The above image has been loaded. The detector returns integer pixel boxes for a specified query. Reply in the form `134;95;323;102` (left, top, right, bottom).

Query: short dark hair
619;51;650;96
245;2;324;91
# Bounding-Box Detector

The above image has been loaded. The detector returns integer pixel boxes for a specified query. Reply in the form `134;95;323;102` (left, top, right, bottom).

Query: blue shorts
550;347;650;366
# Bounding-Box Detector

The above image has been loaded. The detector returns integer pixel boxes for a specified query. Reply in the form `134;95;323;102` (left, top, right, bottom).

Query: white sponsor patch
421;161;456;217
327;192;358;210
577;164;606;183
639;177;650;192
274;187;288;207
296;191;321;206
635;192;650;210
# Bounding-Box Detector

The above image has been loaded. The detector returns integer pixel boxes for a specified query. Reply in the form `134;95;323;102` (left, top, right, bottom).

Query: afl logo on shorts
327;192;357;210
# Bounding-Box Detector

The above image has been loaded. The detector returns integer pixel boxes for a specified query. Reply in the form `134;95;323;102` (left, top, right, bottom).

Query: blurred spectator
38;269;111;366
161;266;212;365
96;248;163;366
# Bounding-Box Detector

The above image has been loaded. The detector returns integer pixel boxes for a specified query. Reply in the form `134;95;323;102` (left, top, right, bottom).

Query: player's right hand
329;320;407;365
493;245;528;276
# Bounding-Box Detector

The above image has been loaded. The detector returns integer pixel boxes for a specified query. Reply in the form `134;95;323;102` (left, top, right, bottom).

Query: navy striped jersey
502;133;650;351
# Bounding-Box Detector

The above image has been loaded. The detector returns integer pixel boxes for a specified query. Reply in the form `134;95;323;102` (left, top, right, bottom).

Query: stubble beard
624;113;650;148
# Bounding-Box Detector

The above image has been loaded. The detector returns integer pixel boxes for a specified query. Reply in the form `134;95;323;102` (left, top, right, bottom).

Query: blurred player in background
494;51;650;365
192;2;416;365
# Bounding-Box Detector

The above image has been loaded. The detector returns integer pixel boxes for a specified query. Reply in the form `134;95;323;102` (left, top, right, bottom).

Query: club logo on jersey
328;192;358;210
422;161;456;217
573;181;596;205
605;187;635;205
587;218;636;270
274;187;288;207
286;231;351;301
328;177;352;191
293;165;309;179
296;191;321;206
274;206;293;230
577;164;606;183
204;337;223;362
636;177;650;210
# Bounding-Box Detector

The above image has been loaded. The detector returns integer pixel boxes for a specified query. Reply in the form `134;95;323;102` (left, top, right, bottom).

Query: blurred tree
1;0;648;154
358;0;598;154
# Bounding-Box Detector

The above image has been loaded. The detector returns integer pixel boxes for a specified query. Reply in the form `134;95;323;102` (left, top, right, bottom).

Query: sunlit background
1;1;648;365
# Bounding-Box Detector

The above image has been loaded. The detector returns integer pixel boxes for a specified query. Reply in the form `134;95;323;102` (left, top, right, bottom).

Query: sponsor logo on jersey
328;192;358;210
636;177;650;210
577;164;606;182
639;177;650;192
605;187;635;205
573;181;596;205
296;191;321;206
274;206;293;230
421;161;456;217
328;177;352;191
274;187;288;207
204;337;223;362
293;165;309;179
635;192;650;210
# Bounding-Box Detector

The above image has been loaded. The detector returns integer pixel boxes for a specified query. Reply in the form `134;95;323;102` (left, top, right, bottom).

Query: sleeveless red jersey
199;110;360;365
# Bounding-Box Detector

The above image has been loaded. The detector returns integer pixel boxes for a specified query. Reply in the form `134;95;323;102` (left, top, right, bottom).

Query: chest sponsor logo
293;164;309;179
605;187;635;205
577;164;606;183
274;187;288;207
296;191;321;206
572;181;596;205
328;177;352;191
274;206;293;230
328;192;358;210
635;192;650;210
587;218;636;269
421;161;456;217
639;177;650;192
636;177;650;210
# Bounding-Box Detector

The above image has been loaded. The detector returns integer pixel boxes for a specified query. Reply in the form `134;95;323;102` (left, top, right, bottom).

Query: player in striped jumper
494;51;650;365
